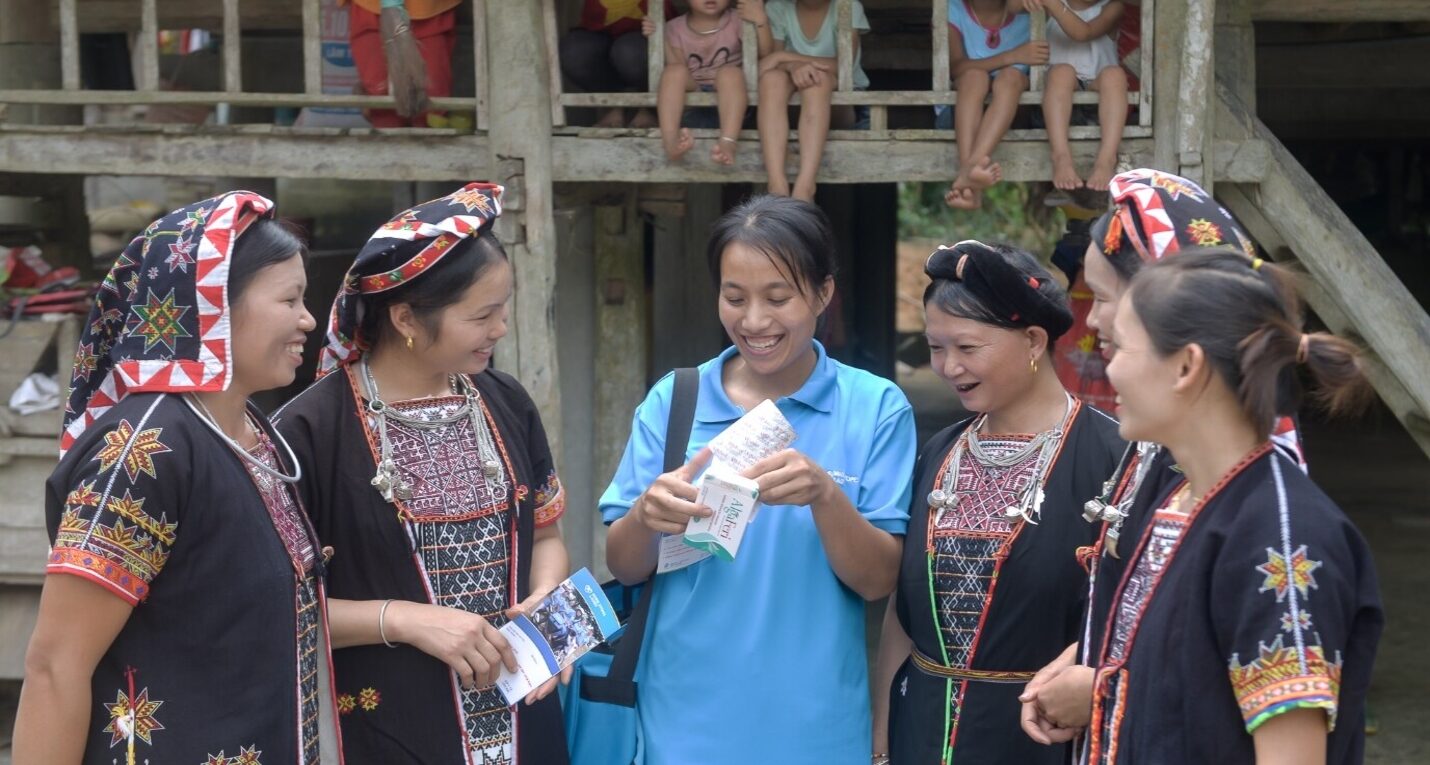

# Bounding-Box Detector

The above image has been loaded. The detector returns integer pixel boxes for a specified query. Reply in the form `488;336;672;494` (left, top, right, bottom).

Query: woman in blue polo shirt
600;195;917;764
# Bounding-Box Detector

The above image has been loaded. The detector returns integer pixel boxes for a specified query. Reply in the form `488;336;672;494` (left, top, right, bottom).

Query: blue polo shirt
599;341;916;764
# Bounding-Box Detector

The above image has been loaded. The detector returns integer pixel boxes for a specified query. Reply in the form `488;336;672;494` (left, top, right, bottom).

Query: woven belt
911;649;1036;684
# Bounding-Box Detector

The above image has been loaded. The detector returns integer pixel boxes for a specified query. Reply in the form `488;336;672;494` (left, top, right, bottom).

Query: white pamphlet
680;400;796;561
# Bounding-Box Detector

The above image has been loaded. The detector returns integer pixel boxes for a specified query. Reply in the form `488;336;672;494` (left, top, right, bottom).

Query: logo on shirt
826;470;861;486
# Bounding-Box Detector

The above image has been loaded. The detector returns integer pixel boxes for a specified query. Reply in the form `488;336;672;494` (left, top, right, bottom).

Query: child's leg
791;76;835;201
711;66;747;166
758;67;797;195
969;67;1028;171
947;69;991;208
658;64;695;161
1086;66;1129;190
1044;64;1081;190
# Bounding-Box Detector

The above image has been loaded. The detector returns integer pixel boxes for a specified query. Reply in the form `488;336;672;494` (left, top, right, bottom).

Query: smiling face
717;242;831;382
1104;293;1187;443
1082;242;1127;361
229;253;315;395
924;303;1046;417
405;258;513;377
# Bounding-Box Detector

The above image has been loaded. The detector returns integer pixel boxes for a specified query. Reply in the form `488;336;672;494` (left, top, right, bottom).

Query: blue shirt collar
695;340;838;423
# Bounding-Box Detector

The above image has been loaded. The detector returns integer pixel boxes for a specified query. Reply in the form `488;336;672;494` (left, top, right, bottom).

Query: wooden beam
0;127;492;180
931;0;950;92
542;0;565;126
550;135;1263;183
1139;0;1154;127
742;18;759;93
58;0;302;33
222;0;242;93
301;0;320;95
1217;87;1430;458
59;0;80;90
836;0;855;92
473;0;489;130
0;90;480;110
1029;8;1047;92
648;0;665;96
1177;0;1216;190
1251;0;1430;22
558;89;1135;108
484;0;562;452
138;0;160;92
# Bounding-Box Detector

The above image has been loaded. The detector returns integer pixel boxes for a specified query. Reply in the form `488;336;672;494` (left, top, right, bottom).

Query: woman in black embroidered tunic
14;194;340;764
275;184;570;765
1080;250;1382;763
871;241;1123;765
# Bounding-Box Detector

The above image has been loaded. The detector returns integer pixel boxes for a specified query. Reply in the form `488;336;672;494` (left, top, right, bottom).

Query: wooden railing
549;0;1154;140
1;0;491;130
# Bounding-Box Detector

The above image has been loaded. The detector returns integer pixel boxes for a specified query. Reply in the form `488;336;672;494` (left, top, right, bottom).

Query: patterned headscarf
925;240;1075;341
318;182;504;377
62;191;275;455
1092;168;1257;267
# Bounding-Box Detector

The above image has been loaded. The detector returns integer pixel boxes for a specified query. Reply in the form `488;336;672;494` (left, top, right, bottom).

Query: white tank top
1047;0;1120;81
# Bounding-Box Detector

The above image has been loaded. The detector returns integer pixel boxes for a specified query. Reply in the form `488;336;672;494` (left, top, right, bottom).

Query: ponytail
1129;248;1371;437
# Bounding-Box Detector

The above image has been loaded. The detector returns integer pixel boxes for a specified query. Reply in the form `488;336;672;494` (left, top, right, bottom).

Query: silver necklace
184;394;302;483
1083;441;1160;557
358;360;504;504
927;393;1075;526
689;12;729;35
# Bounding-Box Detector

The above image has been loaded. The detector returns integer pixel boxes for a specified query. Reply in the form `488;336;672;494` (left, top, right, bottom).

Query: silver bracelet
872;755;890;765
378;598;397;647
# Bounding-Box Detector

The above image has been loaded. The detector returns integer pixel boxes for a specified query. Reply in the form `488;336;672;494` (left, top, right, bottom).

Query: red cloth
1117;5;1141;91
579;0;677;37
1053;272;1117;413
349;4;457;128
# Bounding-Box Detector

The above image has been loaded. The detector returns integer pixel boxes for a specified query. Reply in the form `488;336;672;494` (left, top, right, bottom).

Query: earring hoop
1030;357;1038;375
406;335;415;351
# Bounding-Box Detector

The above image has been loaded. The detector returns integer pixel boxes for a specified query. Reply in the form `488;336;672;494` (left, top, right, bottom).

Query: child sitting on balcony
944;0;1045;209
643;0;747;165
749;0;870;201
1028;0;1128;191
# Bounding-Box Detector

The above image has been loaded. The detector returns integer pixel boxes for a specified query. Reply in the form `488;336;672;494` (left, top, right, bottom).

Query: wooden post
836;0;854;92
1214;0;1255;121
301;0;321;95
592;196;648;580
1177;0;1216;190
1151;0;1186;172
648;0;665;96
138;0;160;92
1139;0;1155;127
222;0;242;93
473;0;489;130
543;0;565;126
931;0;950;93
1029;8;1047;93
58;0;79;90
742;18;759;95
484;0;563;455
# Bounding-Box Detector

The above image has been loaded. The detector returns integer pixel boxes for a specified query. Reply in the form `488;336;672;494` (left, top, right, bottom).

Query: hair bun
924;244;964;281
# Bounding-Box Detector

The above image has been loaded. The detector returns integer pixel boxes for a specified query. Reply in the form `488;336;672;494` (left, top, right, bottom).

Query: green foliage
897;181;1066;261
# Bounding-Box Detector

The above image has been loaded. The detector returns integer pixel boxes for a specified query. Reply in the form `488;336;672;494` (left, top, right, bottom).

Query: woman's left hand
744;448;836;508
508;589;575;706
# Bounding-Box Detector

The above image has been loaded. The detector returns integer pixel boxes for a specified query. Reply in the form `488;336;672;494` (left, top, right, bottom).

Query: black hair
706;195;837;300
356;230;508;347
1128;248;1371;436
229;217;308;302
1088;210;1145;283
923;241;1075;344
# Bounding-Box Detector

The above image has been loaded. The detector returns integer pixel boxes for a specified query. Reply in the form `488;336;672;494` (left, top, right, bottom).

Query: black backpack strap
580;367;699;706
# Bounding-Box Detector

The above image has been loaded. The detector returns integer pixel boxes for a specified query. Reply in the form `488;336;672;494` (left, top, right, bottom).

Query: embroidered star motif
1150;173;1206;201
359;687;381;711
65;480;102;508
127;288;193;354
72;342;101;383
94;419;172;482
1280;609;1313;633
180;205;209;233
381;209;423;232
203;753;230;765
165;239;196;273
600;0;645;26
90;307;124;335
1257;544;1322;602
123;271;141;295
337;693;356;715
107;489;177;545
1185;218;1224;246
445;187;495;215
231;745;263;765
102;686;165;746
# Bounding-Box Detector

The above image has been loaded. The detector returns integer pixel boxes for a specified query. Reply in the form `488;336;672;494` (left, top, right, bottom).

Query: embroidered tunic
889;404;1123;764
45;393;337;764
1082;446;1383;764
275;367;568;765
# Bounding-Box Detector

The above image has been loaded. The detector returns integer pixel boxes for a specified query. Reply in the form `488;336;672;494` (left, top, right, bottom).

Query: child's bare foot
1086;155;1118;191
1052;153;1083;191
595;108;626;128
664;127;695;161
944;180;982;210
628;108;657;129
768;173;791;196
792;175;817;202
711;136;739;166
967;156;1002;190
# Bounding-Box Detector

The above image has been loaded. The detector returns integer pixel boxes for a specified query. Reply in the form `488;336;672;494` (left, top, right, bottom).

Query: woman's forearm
528;522;571;596
871;595;913;752
605;502;662;585
12;665;90;765
810;484;902;599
